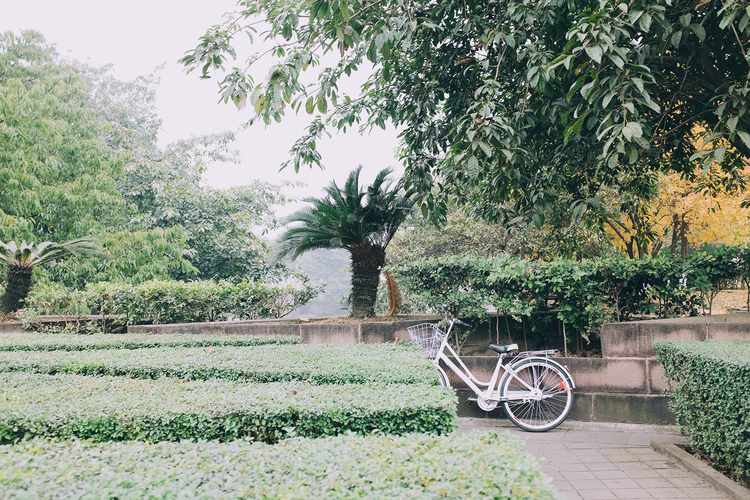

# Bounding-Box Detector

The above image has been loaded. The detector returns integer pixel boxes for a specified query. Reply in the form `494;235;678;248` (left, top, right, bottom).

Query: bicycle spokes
501;360;573;432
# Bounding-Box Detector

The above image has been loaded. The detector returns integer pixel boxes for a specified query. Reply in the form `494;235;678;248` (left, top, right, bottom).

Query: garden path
458;418;731;500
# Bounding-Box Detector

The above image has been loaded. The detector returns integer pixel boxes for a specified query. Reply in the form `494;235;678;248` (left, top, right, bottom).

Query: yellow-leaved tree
606;168;750;258
605;128;750;258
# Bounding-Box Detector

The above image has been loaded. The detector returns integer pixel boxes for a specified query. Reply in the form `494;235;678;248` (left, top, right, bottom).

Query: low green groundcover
0;432;560;499
0;343;438;385
0;373;456;444
0;333;300;352
655;340;750;481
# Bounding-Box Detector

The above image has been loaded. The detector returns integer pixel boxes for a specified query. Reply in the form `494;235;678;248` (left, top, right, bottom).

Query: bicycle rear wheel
500;359;573;432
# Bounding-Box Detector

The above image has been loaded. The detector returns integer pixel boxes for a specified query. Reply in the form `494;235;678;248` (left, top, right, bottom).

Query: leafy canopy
183;0;750;222
1;30;294;287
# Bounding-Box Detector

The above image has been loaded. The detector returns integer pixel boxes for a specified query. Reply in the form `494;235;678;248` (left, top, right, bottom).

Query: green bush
389;248;743;344
0;333;300;352
25;279;324;325
655;340;750;480
0;372;456;444
0;343;439;386
0;432;559;499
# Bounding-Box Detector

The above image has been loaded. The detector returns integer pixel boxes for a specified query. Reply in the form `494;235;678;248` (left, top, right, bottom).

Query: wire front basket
407;323;448;359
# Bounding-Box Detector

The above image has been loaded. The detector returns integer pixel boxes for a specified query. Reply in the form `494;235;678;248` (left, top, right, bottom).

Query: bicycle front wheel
436;366;451;388
500;359;573;432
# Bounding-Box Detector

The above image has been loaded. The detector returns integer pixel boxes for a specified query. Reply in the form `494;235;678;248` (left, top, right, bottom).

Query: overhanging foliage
183;0;750;221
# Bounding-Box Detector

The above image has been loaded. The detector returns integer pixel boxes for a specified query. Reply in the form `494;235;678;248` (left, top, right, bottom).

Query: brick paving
458;418;731;500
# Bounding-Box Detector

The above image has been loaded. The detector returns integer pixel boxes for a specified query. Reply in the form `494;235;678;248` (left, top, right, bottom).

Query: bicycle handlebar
441;305;470;328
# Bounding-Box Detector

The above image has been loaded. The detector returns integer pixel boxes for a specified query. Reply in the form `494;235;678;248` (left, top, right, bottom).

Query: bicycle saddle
489;343;519;354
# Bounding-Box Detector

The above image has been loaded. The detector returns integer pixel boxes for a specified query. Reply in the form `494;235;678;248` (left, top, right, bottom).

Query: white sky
0;0;403;209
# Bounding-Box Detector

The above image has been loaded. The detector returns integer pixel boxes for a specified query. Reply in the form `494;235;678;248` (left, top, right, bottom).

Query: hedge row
0;373;456;444
24;278;325;326
0;343;439;386
654;340;750;480
0;432;559;499
0;333;300;352
389;246;745;341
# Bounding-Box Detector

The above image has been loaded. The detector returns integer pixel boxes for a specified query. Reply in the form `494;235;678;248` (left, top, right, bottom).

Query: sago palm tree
0;238;107;313
276;166;418;318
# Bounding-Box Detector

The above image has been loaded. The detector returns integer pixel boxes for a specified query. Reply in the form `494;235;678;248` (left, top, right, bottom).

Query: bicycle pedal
467;397;477;403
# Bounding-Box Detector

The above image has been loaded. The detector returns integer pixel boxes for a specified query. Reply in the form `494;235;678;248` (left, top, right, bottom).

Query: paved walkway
458;418;731;500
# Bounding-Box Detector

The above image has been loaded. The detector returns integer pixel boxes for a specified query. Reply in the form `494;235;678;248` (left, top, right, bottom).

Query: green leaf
602;91;617;109
622;122;643;140
585;46;603;64
564;114;586;142
305;96;315;114
737;130;750;149
478;141;493;158
690;24;706;41
467;156;480;178
566;76;588;101
714;146;726;163
671;31;682;47
317;97;328;114
340;0;350;23
740;14;750;33
728;115;739;132
639;13;652;32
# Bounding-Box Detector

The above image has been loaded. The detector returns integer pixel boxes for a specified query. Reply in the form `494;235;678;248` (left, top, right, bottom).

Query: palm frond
274;166;420;262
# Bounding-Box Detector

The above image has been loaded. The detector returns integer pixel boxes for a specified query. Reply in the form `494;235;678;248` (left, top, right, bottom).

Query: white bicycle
408;306;575;432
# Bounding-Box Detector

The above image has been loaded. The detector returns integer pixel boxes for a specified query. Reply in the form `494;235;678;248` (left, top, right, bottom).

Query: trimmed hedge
0;333;300;352
0;372;456;444
0;432;560;499
24;279;324;326
0;343;439;385
86;279;324;324
389;249;743;343
655;340;750;480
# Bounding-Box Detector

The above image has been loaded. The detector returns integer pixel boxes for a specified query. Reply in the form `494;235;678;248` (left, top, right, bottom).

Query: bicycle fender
501;357;576;389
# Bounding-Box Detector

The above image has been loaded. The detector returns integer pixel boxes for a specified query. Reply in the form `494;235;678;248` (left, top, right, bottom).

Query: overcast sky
1;0;403;208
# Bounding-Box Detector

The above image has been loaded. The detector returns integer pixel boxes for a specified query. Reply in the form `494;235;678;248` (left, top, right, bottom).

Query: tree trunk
348;241;385;318
1;261;34;313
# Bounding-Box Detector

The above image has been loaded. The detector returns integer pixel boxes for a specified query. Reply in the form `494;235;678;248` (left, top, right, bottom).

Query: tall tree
1;30;292;287
183;0;750;224
77;53;293;281
0;31;126;243
276;166;417;317
605;166;750;258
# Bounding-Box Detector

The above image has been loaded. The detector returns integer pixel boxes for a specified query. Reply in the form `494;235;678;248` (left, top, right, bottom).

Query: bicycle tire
500;358;573;432
436;366;451;388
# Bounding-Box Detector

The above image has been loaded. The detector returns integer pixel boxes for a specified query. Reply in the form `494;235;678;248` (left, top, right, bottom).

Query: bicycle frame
434;317;574;403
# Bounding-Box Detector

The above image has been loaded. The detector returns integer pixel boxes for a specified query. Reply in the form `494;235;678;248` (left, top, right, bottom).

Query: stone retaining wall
128;317;439;344
443;355;674;424
601;313;750;357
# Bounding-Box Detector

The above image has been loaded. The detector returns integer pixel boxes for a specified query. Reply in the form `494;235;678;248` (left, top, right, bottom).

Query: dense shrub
0;373;456;444
0;333;300;352
655;340;750;481
24;279;324;325
389;247;746;344
0;432;559;499
0;343;439;386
